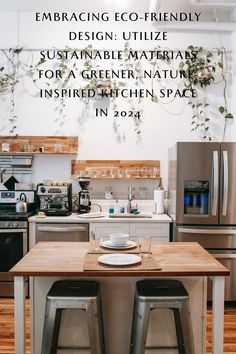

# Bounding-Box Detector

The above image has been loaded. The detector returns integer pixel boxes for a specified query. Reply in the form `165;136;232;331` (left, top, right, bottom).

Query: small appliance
37;184;72;216
78;177;91;214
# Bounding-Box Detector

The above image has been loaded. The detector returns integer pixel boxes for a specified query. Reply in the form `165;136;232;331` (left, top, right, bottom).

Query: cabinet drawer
129;223;169;241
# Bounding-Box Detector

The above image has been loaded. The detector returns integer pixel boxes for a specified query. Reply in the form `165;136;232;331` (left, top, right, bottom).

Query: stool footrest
58;345;90;350
145;345;179;350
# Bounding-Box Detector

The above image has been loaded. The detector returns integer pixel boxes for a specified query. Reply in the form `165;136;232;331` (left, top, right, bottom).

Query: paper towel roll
154;189;164;214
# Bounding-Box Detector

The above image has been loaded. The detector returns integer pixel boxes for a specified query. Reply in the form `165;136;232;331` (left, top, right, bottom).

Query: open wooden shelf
71;160;160;179
0;136;78;154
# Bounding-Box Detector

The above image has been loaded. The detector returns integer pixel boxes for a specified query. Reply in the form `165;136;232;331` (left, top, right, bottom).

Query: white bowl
109;233;129;246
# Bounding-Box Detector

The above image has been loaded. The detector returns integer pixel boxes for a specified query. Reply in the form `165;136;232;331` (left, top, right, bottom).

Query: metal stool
130;280;194;354
41;280;105;354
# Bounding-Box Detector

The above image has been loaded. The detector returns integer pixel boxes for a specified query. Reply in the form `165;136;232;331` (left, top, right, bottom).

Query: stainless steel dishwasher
36;223;89;242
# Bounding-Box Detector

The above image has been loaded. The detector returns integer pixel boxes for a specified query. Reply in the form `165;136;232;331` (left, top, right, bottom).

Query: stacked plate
100;239;137;250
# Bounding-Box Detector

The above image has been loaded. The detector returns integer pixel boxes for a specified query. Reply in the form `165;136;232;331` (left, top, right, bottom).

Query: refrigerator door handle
210;253;236;259
211;150;219;216
222;150;229;216
178;227;236;235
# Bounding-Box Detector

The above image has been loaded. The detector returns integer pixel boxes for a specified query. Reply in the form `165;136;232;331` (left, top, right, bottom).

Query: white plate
98;254;141;266
77;212;105;219
100;240;137;250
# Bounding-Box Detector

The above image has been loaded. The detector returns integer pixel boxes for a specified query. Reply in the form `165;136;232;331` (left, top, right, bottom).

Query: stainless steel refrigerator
168;142;236;301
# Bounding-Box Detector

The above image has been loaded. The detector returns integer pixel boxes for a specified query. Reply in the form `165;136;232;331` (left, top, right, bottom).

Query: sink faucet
127;186;135;213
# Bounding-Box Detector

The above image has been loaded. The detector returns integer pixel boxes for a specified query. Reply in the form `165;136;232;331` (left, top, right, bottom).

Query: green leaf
151;96;158;103
219;106;225;114
13;47;23;54
218;62;223;69
225;113;234;119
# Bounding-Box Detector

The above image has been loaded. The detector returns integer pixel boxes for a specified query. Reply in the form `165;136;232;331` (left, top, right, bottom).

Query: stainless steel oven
0;221;28;297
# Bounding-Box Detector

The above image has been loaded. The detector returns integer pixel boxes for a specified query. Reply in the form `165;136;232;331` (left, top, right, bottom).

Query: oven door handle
37;226;87;233
178;227;236;235
210;253;236;259
0;229;28;233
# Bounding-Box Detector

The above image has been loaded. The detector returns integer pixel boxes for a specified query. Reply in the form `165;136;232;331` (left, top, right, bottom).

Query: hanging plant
179;45;234;141
0;44;234;142
0;48;23;135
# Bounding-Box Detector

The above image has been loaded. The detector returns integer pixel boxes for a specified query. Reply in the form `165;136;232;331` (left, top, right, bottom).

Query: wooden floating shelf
71;160;160;179
0;136;78;154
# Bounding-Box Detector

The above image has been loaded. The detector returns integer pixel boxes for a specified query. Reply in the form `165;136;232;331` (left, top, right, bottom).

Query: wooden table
10;242;229;354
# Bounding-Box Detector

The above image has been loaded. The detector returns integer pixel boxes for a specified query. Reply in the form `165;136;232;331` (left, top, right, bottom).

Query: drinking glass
90;232;100;252
137;236;151;259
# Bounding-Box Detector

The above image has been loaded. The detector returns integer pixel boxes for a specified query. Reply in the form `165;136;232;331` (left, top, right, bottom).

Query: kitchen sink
109;213;153;219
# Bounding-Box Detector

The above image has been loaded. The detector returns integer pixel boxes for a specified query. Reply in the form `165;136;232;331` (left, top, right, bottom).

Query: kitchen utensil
15;192;28;212
98;253;141;266
0;168;6;183
3;176;19;190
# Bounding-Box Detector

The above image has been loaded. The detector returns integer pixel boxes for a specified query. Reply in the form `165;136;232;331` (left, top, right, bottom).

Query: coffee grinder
78;177;91;213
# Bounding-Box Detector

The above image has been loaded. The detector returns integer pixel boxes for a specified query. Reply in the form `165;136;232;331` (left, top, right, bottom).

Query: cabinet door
129;223;169;242
90;223;129;240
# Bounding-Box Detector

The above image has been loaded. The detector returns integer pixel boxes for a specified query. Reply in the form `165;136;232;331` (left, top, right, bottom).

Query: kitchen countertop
10;241;228;276
29;212;172;223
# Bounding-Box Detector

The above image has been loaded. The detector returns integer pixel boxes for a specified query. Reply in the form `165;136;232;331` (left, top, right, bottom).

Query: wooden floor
0;299;235;353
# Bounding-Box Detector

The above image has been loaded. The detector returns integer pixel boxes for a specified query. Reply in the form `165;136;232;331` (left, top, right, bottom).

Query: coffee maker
78;177;91;214
37;183;72;216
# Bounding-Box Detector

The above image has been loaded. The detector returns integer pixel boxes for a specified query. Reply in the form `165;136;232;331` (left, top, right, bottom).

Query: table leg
210;276;225;354
14;276;26;354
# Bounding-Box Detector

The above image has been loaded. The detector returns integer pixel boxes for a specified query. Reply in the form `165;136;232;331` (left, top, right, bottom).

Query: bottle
153;181;165;214
108;204;115;214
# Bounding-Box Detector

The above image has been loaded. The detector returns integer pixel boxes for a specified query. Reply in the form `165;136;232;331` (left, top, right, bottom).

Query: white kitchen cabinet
90;222;169;241
90;222;129;239
129;223;169;242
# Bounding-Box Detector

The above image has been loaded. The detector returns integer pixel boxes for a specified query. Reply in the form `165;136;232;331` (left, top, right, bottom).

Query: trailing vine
0;44;234;141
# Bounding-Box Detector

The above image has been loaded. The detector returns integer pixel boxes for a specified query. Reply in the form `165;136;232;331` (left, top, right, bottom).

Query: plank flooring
0;299;235;353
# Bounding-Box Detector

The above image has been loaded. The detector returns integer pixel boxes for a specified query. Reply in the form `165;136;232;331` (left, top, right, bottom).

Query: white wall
0;6;235;193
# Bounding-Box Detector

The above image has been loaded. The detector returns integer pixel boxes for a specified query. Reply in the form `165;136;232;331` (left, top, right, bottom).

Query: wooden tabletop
9;242;229;277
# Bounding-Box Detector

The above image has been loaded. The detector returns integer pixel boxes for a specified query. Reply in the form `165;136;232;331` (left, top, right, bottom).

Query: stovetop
0;209;34;221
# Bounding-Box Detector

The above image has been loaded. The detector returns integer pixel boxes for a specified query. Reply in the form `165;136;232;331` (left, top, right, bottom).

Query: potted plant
179;45;234;141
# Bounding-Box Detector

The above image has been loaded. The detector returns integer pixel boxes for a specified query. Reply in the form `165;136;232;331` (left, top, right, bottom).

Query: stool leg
173;308;186;354
181;299;195;354
41;299;57;354
50;309;63;354
86;299;104;354
131;300;150;354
